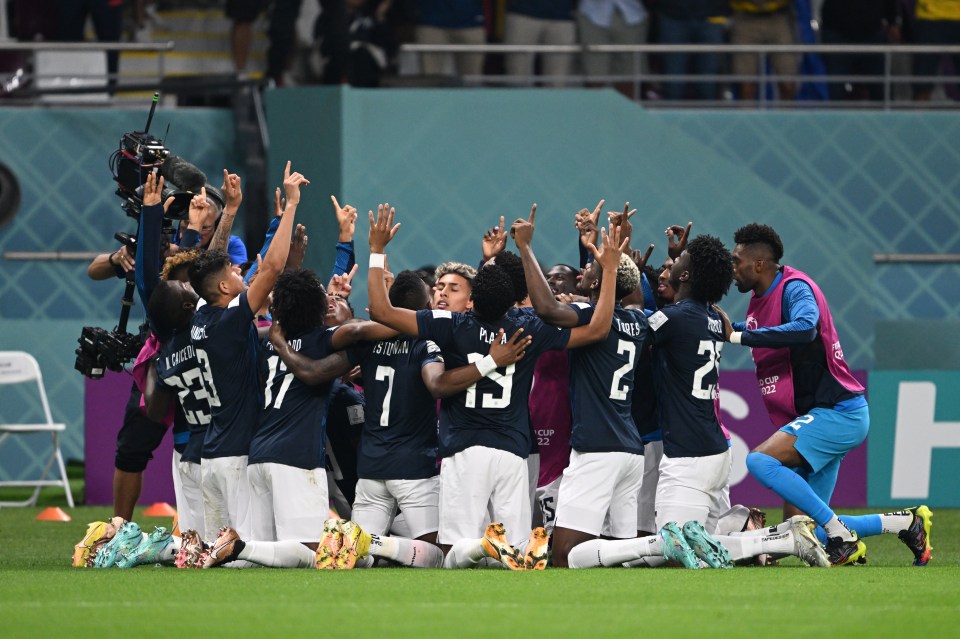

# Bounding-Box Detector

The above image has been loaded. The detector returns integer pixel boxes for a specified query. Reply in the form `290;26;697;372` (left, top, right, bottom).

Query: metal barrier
399;43;960;109
0;41;175;101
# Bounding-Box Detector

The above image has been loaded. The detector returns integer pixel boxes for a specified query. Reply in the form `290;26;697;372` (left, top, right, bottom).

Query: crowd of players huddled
74;162;933;571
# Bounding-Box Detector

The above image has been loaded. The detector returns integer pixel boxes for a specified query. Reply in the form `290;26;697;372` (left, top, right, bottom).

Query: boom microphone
161;155;207;193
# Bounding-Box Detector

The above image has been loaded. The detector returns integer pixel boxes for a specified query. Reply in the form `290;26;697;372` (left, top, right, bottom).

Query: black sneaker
897;506;933;566
825;534;866;566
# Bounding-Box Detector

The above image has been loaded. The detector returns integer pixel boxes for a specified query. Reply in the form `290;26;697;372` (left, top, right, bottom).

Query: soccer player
432;261;476;312
367;203;625;570
188;161;308;542
727;223;932;566
510;203;654;568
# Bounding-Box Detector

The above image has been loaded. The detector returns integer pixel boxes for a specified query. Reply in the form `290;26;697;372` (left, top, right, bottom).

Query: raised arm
366;203;420;336
423;328;532;398
566;223;627;349
512;203;585;328
246;161;309;313
209;169;242;254
268;321;353;385
142;360;175;423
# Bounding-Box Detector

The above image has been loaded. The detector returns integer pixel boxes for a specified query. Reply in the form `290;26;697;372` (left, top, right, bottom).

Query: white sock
823;516;856;541
714;531;794;562
567;536;662;569
369;535;443;568
879;511;913;534
443;538;487;569
237;541;315;568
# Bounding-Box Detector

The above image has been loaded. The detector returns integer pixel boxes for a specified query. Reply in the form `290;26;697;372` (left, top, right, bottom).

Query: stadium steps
116;8;269;102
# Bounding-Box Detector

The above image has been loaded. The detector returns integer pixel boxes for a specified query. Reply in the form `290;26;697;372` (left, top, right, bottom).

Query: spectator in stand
821;0;901;102
226;0;267;75
657;0;730;100
54;0;123;83
504;1;576;87
317;0;397;86
577;0;649;94
415;0;486;77
911;0;960;101
729;0;797;102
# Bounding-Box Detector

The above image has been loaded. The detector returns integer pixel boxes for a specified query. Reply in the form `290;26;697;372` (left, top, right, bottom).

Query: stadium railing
398;43;960;110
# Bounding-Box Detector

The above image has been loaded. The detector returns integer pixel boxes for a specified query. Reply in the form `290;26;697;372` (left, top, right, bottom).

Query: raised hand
587;222;629;272
331;195;358;242
482;215;509;260
328;263;358;298
273;187;286;217
143;169;164;207
630;244;655;271
368;202;400;253
509;204;536;249
282;160;310;206
575;199;603;249
607;201;636;228
666;222;692;260
287;224;308;270
221;169;242;211
488;328;533;368
188;186;210;229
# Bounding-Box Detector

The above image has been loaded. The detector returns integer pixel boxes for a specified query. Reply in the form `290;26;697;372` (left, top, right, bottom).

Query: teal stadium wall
2;89;959;505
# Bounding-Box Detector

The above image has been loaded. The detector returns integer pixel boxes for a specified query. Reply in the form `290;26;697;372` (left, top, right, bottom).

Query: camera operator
87;244;137;280
176;172;248;265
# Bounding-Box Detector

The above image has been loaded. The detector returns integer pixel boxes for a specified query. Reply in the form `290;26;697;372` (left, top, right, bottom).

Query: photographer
175;174;247;265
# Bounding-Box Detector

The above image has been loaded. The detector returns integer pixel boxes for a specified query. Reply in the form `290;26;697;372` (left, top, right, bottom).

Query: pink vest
132;333;174;428
746;266;863;427
529;350;572;486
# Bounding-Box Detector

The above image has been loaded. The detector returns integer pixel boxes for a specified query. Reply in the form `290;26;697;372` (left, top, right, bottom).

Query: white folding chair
0;351;75;507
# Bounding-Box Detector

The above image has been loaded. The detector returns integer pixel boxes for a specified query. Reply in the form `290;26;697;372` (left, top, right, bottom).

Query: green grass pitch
1;485;958;639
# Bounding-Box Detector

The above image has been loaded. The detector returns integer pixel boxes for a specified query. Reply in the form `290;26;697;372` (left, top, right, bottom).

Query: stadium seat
0;351;75;507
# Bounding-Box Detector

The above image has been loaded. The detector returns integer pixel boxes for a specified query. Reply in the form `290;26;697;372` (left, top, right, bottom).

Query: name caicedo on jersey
165;344;195;369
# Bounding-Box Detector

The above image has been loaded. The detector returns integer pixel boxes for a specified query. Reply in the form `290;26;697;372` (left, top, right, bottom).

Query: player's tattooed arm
209;169;242;254
269;320;353;385
511;203;581;328
567;223;627;348
423;328;532;398
367;203;421;336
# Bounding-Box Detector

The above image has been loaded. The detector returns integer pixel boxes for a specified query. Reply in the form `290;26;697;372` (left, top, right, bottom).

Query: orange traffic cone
36;507;71;522
143;502;177;517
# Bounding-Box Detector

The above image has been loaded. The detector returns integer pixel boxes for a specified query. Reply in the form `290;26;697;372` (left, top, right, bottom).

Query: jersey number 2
691;340;723;400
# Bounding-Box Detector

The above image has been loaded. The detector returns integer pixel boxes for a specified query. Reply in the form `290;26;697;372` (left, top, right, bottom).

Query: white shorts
656;448;731;533
247;462;328;543
172;451;204;539
555;450;644;539
438;446;530;548
535;475;562;534
637;440;663;533
352;476;440;539
201;455;251;541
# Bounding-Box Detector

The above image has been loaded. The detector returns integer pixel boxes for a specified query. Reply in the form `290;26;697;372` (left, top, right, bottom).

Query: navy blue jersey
416;309;571;458
326;380;366;505
249;327;336;470
350;337;444;480
648;299;728;458
567;303;648;454
156;329;212;464
190;292;261;459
